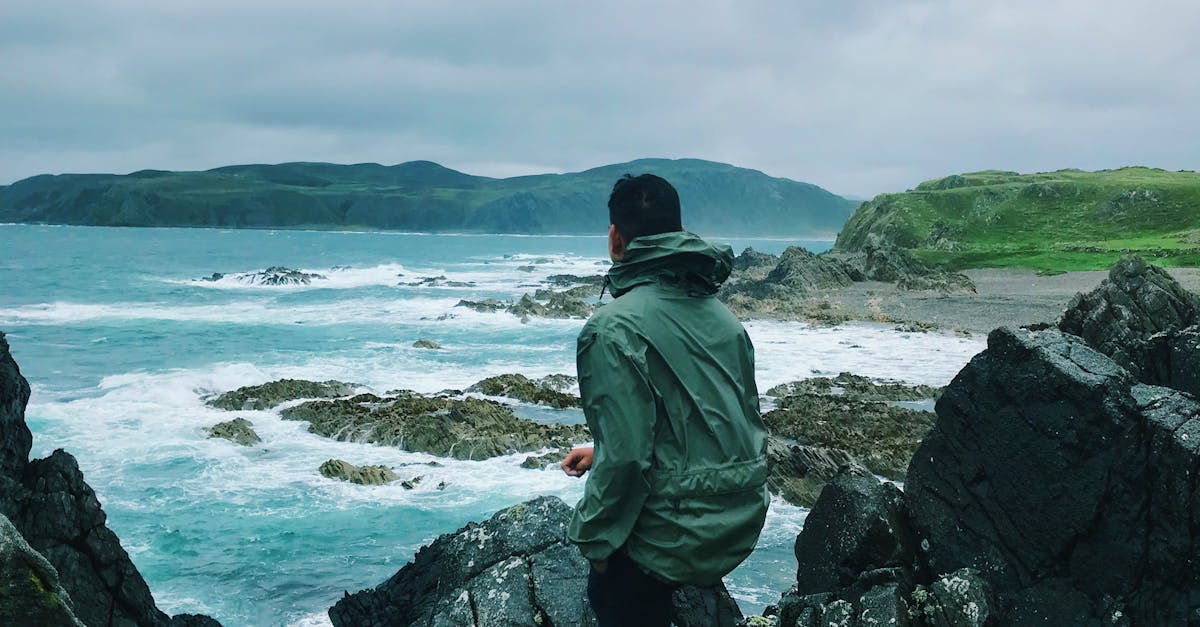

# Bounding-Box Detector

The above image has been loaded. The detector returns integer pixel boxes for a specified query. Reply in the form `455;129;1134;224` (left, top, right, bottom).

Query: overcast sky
2;1;1197;197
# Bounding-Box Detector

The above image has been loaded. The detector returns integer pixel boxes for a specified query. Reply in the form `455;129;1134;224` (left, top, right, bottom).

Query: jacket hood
607;231;734;298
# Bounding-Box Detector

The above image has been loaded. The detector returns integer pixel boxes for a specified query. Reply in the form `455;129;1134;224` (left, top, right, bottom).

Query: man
561;173;770;626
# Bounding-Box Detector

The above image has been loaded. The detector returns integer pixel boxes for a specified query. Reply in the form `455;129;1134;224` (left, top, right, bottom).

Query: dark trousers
587;551;676;627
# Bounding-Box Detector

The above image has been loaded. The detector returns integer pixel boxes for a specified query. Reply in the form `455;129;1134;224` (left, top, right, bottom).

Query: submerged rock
764;438;857;508
207;417;261;446
319;459;398;485
763;393;934;480
520;448;570;470
454;298;507;313
207;378;358;411
412;339;442;350
328;496;742;627
281;391;589;460
468;373;580;408
765;372;940;402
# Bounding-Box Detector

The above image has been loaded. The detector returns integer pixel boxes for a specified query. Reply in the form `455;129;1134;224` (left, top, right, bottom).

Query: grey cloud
1;0;1197;197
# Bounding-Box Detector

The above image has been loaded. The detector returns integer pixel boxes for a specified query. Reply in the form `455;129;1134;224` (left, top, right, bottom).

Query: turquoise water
0;224;984;625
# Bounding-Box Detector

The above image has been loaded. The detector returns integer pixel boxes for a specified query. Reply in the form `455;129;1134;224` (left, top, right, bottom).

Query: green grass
837;167;1200;271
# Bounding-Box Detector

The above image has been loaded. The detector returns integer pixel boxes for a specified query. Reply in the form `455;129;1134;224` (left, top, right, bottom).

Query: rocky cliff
0;332;220;627
765;256;1200;625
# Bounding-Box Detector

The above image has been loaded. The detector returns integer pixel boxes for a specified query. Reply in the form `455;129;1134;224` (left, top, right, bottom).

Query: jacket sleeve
567;325;656;562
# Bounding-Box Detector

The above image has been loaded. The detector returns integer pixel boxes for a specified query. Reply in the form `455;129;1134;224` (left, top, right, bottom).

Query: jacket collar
606;231;733;298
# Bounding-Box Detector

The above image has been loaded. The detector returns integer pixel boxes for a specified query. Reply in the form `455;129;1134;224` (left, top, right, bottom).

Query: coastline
811;267;1200;335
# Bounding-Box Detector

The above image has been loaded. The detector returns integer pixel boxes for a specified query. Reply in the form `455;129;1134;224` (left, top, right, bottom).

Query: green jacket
567;231;769;586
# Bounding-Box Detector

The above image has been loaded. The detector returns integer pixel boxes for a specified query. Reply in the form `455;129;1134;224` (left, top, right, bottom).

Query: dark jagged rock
906;326;1200;625
206;417;261;446
793;466;916;596
412;339;442;350
763;393;934;480
510;289;595;320
281;391;589;460
535;373;577;393
0;513;85;626
235;266;326;286
1058;255;1200;390
765;438;857;508
319;459;398;485
760;247;855;293
0;333;223;626
207;378;358;411
16;450;174;626
467;373;581;408
765;372;940;403
328;496;742;627
765;258;1200;626
0;333;31;480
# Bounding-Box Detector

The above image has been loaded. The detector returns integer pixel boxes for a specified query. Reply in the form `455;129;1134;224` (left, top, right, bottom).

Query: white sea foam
746;320;984;388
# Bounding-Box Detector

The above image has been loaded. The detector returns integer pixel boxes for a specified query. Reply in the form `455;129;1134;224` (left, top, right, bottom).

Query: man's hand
561;446;594;477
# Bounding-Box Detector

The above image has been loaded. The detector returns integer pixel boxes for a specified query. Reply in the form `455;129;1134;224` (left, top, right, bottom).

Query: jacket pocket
647;455;767;498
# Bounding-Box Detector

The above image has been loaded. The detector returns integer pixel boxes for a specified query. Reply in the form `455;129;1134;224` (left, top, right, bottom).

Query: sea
0;224;986;625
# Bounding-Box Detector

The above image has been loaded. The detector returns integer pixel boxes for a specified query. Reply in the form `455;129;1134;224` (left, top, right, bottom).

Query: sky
1;1;1197;198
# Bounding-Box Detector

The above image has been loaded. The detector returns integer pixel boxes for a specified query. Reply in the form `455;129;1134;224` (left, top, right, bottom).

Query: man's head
607;174;682;261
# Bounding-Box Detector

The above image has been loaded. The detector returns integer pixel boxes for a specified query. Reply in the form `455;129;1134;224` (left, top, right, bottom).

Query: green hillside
0;158;856;236
834;167;1200;271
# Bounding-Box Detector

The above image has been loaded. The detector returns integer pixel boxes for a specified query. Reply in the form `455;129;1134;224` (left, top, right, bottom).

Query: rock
412;339;442;350
544;274;606;288
1057;255;1200;389
328;496;742;627
733;247;779;272
0;333;219;626
765;373;940;402
907;326;1200;625
281;391;590;460
535;373;577;393
467;373;581;408
400;476;423;490
0;333;32;479
909;569;997;627
897;272;977;294
207;378;358;411
0;513;85;626
207;417;261;446
454;298;508;313
200;272;224;282
794;467;916;595
765;438;858;508
170;614;225;627
235;266;326;286
319;459;398;485
520;449;569;470
509;289;595;320
763;393;934;480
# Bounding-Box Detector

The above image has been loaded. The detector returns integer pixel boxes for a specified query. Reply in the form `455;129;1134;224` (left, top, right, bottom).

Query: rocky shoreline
4;255;1199;625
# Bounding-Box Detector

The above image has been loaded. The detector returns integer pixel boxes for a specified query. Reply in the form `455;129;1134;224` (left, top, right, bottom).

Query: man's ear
608;224;626;261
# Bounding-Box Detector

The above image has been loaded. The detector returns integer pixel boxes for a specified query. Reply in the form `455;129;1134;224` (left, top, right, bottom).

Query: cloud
1;0;1197;197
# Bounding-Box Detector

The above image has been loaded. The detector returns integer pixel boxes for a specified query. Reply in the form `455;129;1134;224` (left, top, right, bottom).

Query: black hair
607;173;682;242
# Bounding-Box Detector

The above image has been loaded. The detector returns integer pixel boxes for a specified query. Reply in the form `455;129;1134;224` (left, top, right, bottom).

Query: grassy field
834;167;1200;271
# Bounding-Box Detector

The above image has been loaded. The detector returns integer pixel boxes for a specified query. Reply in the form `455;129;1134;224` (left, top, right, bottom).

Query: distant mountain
834;167;1200;270
0;158;856;236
